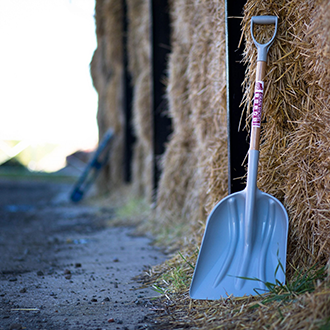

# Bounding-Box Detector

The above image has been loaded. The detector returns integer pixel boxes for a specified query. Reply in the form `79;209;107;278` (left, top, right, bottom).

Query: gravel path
0;178;166;330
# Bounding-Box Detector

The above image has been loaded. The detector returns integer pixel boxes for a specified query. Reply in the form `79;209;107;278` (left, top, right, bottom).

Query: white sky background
0;0;98;152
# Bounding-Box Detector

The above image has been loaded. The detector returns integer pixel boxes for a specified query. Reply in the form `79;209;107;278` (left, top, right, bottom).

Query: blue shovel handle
251;16;278;62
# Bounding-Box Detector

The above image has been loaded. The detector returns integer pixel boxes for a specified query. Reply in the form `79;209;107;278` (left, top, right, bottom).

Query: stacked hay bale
126;0;153;201
89;0;330;328
90;0;330;273
90;0;124;191
91;0;152;200
242;0;330;271
155;0;228;238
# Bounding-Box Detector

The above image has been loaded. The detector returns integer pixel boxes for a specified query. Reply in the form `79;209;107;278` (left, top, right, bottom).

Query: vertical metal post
150;0;172;196
225;0;249;194
122;0;135;183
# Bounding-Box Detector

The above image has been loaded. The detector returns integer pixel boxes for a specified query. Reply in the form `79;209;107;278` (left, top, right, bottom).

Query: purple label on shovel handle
252;81;264;127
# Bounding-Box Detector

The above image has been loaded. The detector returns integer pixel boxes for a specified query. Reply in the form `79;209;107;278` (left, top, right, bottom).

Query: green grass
248;264;328;308
319;317;330;330
115;198;149;220
178;251;195;270
152;250;198;295
153;223;190;249
0;167;77;183
153;263;191;295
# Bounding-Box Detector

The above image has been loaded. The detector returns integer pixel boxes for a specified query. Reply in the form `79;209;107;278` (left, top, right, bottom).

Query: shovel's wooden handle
250;61;267;151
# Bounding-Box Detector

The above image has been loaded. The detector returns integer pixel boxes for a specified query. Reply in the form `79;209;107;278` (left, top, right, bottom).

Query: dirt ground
0;177;167;330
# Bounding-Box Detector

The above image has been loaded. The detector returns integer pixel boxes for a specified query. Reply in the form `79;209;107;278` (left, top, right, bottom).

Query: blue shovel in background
190;16;289;299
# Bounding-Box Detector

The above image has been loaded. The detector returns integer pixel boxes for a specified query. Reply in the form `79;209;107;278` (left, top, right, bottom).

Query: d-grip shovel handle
250;15;278;151
251;16;278;62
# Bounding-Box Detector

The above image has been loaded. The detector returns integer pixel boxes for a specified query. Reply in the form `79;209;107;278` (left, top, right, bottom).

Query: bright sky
0;0;98;170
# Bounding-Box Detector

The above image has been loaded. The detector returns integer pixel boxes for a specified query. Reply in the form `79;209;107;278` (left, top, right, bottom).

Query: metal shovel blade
190;186;288;299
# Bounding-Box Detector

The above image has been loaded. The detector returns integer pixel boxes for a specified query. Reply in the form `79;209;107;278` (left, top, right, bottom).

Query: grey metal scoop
190;16;289;299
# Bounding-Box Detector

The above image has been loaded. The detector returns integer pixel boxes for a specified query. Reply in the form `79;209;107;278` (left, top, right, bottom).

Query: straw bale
141;2;330;329
143;249;330;329
241;0;330;270
91;0;124;191
154;2;198;230
155;0;227;236
148;278;330;329
185;1;227;215
131;138;153;200
157;134;201;228
126;0;152;200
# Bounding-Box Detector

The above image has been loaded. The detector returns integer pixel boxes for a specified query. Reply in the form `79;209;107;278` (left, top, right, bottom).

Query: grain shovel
190;16;289;299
